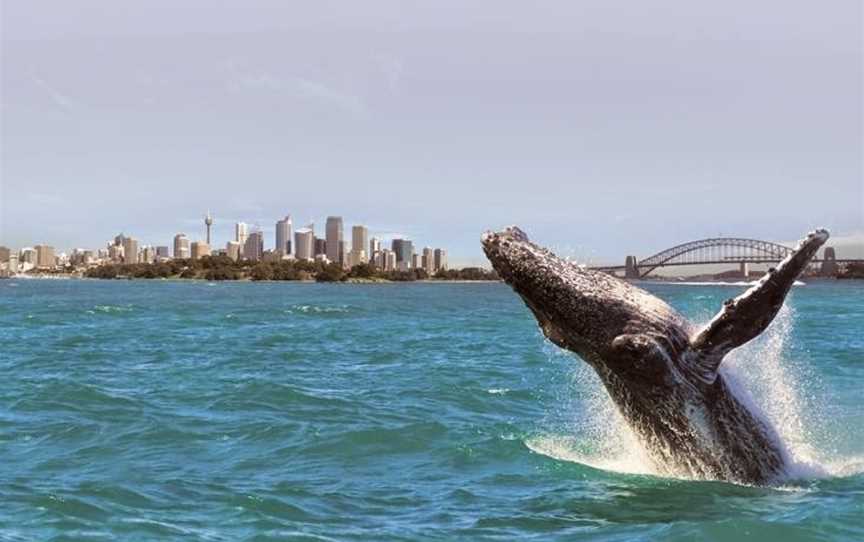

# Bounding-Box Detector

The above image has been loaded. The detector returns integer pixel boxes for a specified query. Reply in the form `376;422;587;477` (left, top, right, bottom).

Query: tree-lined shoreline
83;255;500;282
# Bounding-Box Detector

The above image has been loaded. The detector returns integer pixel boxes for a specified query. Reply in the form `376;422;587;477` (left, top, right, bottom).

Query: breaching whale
482;226;828;484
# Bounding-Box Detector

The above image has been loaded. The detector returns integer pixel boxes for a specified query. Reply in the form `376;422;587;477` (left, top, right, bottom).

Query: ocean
2;279;862;541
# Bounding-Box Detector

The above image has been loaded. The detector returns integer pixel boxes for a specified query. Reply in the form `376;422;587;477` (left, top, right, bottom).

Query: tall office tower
294;228;314;261
19;248;36;264
156;246;170;258
422;247;435;274
391;238;414;270
338;240;346;266
34;245;56;269
244;231;264;262
204;211;214;245
114;233;126;247
411;253;421;270
325;216;343;264
434;249;447;272
174;233;191;259
351;225;369;263
0;246;10;263
191;241;211;260
275;216;293;256
369;237;381;258
314;237;327;257
122;237;139;264
226;241;241;261
235;222;249;244
385;250;397;271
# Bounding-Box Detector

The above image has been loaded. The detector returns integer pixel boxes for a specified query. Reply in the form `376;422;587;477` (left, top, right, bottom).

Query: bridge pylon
624;256;640;278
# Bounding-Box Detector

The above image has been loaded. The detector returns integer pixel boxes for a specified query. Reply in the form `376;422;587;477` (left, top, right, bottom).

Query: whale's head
482;226;687;371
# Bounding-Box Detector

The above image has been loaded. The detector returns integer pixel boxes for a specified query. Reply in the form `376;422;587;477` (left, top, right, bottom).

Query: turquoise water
1;279;862;541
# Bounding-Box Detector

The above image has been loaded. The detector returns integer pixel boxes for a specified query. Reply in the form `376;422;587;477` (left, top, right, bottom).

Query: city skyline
2;1;860;266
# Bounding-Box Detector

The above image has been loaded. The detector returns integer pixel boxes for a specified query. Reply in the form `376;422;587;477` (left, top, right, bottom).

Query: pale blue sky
1;0;861;265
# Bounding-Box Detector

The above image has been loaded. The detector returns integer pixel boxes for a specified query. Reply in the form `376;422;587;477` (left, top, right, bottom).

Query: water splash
529;304;861;484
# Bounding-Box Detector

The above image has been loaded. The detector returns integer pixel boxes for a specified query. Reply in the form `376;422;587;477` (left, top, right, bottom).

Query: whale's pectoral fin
687;229;829;382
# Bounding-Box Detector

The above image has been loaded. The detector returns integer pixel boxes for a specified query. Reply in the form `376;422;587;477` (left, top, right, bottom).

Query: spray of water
526;304;861;483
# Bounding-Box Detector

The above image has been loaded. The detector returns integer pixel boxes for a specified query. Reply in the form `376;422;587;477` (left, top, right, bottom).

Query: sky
1;0;862;266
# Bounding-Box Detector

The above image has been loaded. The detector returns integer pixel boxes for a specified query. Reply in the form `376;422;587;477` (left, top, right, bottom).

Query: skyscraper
350;225;369;265
174;234;190;259
422;247;435;274
369;237;381;257
0;246;10;263
34;245;56;269
155;246;170;258
235;222;248;244
434;249;447;272
275;216;293;256
314;237;327;257
325;216;343;264
244;231;264;262
294;228;314;261
226;241;241;261
122;237;139;264
391;238;414;270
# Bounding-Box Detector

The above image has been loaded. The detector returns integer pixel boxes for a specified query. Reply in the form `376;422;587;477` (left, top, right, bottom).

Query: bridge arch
636;238;795;277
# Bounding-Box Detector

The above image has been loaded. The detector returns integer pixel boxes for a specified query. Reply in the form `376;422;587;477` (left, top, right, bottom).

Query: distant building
411;253;421;270
422;247;434;275
392;238;414;270
369;237;381;257
122;238;138;264
142;246;157;264
385;249;397;271
174;234;190;259
244;231;264;262
226;241;241;261
434;249;447;272
0;246;10;263
325;216;343;264
108;244;124;263
351;225;369;265
314;237;327;258
235;222;248;257
204;212;214;245
191;241;211;260
275;216;293;256
156;246;170;258
295;228;314;261
19;248;37;265
34;245;56;269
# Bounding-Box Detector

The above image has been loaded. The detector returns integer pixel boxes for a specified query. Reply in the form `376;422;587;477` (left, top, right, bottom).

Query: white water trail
528;304;862;483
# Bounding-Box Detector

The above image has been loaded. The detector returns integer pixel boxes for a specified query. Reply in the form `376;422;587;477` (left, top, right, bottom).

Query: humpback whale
482;226;828;484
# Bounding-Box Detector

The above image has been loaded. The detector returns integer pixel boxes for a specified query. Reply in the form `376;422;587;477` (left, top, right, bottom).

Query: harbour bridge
591;237;859;278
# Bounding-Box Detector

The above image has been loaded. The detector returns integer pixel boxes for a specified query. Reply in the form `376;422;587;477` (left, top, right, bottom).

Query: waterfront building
122;238;139;264
34;245;56;269
114;233;127;247
385;249;397;271
392;238;414;270
411;253;421;270
295;228;314;261
275;216;293;256
174;234;190;259
244;231;264;262
325;216;343;264
226;241;241;261
351;225;369;265
156;246;170;258
422;247;435;275
434;249;447;272
6;253;19;273
369;237;381;257
0;246;10;263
